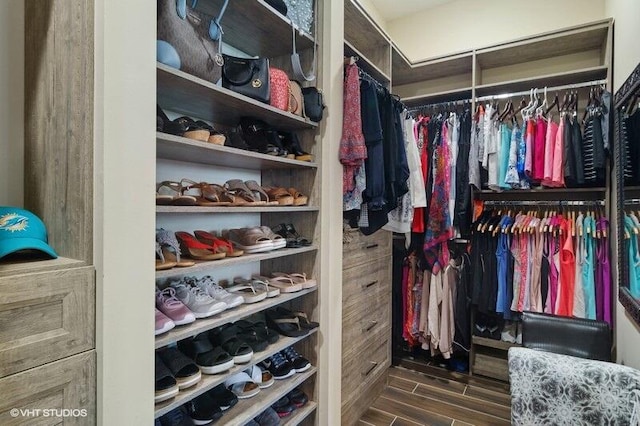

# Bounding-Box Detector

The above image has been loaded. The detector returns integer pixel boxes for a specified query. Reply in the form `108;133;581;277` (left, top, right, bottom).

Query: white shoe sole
155;321;175;336
236;388;261;399
273;369;296;380
172;315;196;326
294;363;311;373
177;371;201;389
258;377;275;389
154;385;179;403
233;352;254;364
223;298;244;309
236;241;275;253
271;240;287;250
192;419;215;426
192;303;227;318
199;358;234;374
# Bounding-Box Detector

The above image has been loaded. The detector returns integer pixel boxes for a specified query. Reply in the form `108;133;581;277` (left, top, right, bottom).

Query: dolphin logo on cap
0;213;29;233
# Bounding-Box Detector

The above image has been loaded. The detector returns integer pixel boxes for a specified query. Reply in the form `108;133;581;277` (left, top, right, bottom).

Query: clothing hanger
536;87;548;117
545;92;559;116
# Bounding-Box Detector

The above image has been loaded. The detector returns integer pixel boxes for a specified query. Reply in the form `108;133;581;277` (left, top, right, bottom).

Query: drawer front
342;326;391;401
343;229;391;269
0;350;96;425
342;256;391;310
342;299;390;358
0;266;95;377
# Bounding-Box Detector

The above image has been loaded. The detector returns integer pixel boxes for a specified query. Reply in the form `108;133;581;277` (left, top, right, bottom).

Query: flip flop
227;282;268;304
234;277;280;298
155;242;177;270
274;307;318;330
271;272;317;289
266;309;308;337
254;274;302;293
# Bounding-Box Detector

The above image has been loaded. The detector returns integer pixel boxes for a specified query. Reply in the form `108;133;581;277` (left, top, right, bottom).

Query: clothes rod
483;200;605;206
475;79;608;102
407;99;472;112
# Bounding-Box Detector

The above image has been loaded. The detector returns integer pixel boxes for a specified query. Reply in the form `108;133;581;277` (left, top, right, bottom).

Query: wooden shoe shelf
154;0;322;423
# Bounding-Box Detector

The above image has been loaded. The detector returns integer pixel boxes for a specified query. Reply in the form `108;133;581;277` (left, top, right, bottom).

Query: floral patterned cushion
508;347;640;425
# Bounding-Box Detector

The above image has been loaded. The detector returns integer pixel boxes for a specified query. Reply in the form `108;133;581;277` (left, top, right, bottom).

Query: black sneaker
287;387;309;408
272;396;296;418
159;406;193;426
281;346;311;372
207;384;238;411
186;392;223;425
261;352;294;380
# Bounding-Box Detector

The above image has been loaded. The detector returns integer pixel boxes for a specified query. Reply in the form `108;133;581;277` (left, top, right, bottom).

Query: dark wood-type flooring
359;359;511;426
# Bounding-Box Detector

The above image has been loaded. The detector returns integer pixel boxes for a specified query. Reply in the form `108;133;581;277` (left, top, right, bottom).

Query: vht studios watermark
10;408;88;418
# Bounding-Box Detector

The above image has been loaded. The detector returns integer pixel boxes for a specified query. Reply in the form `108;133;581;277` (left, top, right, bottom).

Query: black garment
583;109;606;186
541;234;550;308
360;78;385;210
453;254;472;352
563;114;577;186
423;119;441;232
625;110;640;185
393;103;410;200
377;89;399;211
454;110;472;236
571;117;585;186
621;113;634;184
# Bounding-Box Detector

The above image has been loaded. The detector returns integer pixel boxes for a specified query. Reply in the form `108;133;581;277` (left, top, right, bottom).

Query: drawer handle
365;243;379;249
362;320;378;333
362;361;378;377
362;280;379;289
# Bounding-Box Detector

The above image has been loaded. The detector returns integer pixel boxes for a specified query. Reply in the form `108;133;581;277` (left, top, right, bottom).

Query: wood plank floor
359;360;511;426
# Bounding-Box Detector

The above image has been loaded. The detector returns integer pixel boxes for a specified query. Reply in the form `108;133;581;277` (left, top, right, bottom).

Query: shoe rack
154;0;322;423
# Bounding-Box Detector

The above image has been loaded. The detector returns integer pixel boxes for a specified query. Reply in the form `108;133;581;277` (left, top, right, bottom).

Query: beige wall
606;0;640;370
0;2;24;206
387;0;606;61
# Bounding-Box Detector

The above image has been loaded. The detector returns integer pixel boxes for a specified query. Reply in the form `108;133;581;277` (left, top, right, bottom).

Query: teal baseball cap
0;207;57;260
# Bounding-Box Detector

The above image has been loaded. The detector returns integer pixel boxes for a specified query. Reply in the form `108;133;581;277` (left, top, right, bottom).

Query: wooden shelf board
155;245;318;280
157;133;318;170
344;0;389;53
283;401;318;426
393;50;473;86
157;205;320;214
157;64;318;131
218;367;317;426
473;336;521;351
344;40;390;84
155;287;317;349
0;256;85;278
475;66;608;97
476;187;606;201
154;331;318;418
195;0;315;58
402;87;473;107
476;23;609;69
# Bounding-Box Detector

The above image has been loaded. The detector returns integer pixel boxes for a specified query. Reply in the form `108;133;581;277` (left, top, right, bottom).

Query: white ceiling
369;0;456;21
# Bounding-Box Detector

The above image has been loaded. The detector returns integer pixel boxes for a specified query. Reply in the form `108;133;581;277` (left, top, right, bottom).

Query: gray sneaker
196;276;244;309
170;282;227;318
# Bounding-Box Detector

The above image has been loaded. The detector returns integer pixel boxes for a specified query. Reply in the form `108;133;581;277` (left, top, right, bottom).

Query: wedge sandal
244;180;279;205
264;187;294;205
287;188;308;206
181;179;232;206
194;230;244;257
175;232;226;260
224;179;267;205
157;229;195;268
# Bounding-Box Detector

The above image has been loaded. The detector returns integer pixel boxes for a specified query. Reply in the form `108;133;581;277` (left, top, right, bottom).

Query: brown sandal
287;188;308;206
181;179;233;206
244;180;279;205
224;179;267;205
264;187;294;206
156;181;197;206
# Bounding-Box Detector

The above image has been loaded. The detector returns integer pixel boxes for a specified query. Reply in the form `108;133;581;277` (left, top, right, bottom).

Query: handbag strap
176;0;228;42
290;0;318;82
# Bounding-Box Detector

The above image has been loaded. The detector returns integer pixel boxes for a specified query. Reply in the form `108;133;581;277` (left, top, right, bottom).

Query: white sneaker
196;276;244;309
171;282;227;318
501;322;516;343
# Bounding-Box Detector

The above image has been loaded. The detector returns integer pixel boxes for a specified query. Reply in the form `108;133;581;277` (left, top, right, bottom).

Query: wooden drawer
472;347;510;382
343;229;391;269
341;326;391;403
0;350;96;425
0;266;95;377
342;290;390;356
342;256;391;310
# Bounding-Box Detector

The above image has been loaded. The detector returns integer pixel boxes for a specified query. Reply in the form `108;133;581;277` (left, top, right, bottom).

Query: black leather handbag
302;87;325;122
222;55;270;104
